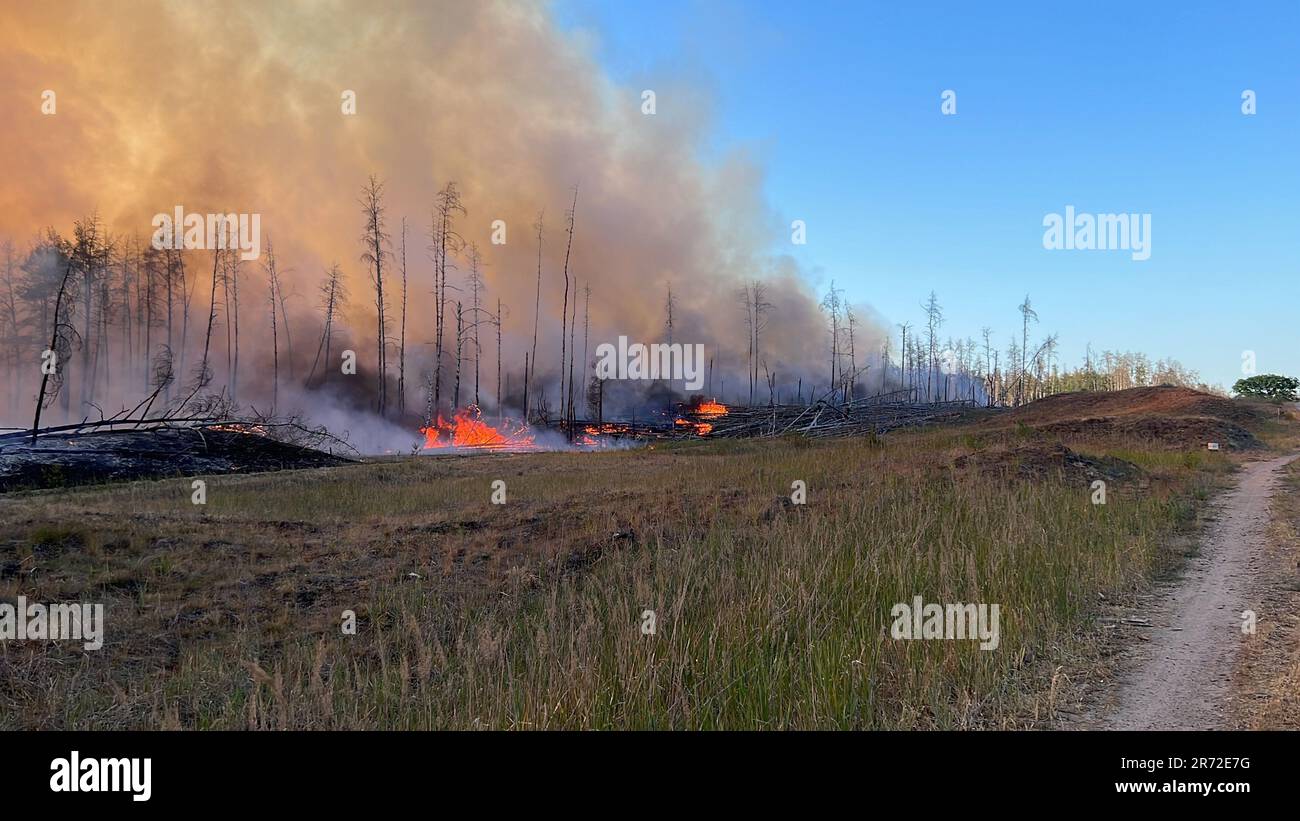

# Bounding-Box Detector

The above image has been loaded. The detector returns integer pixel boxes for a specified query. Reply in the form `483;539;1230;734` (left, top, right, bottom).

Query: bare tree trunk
134;242;144;391
740;284;754;405
221;249;230;394
846;305;857;401
496;297;503;418
753;282;770;404
361;176;389;417
165;248;174;403
664;283;674;344
433;182;465;417
277;271;294;384
437;193;450;413
453;301;463;410
1018;295;1037;407
924;291;942;404
32;254;75;443
230;257;240;403
469;243;482;409
265;238;280;412
398;217;408;416
178;251;192;401
96;270;111;402
527;210;543;420
195;244;222;393
118;241;133;400
899;324;908;393
581;283;589;413
79;217;98;410
307;263;344;388
146;249;158;397
558;188;578;420
821;282;841;403
566;275;576;426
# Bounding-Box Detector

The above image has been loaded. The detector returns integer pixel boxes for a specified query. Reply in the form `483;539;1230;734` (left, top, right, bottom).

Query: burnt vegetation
0;186;1229;489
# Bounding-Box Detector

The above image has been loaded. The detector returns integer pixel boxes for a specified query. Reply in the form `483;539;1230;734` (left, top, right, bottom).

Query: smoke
0;0;887;445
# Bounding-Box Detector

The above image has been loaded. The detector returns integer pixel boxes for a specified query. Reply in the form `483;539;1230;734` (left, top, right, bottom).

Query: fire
584;423;632;435
673;397;728;436
418;399;729;452
206;423;269;436
421;405;536;450
576;422;633;448
694;399;728;418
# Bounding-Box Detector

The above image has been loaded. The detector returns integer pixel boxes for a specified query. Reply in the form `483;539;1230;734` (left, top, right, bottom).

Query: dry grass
977;388;1278;451
0;413;1245;730
1233;459;1300;728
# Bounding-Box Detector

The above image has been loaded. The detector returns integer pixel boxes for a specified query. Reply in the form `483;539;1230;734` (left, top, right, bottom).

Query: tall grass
121;437;1208;730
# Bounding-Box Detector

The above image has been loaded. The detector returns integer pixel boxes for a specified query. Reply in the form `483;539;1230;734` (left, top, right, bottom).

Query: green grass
0;428;1224;729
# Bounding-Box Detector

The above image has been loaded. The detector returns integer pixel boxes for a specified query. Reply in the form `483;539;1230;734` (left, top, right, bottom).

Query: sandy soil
1100;453;1298;730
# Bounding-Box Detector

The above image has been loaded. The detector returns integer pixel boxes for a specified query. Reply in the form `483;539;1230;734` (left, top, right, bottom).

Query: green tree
1232;373;1298;401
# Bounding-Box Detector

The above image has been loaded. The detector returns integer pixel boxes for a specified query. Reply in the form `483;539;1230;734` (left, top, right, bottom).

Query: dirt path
1101;453;1299;730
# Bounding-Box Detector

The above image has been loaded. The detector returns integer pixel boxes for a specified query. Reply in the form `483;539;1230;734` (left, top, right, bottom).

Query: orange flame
675;398;727;436
577;422;634;448
694;399;728;418
206;423;270;436
420;405;536;450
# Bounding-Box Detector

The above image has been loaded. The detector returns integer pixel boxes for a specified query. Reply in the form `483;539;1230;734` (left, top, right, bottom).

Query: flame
420;405;536;450
584;423;632;434
673;398;728;436
577;422;634;448
694;399;728;418
206;423;269;436
417;399;729;452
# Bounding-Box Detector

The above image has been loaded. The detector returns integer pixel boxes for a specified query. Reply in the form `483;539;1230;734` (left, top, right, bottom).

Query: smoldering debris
0;420;353;492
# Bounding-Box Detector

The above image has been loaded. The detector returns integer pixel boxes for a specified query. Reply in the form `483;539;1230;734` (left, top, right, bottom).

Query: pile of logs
0;417;355;492
546;392;983;443
700;396;979;439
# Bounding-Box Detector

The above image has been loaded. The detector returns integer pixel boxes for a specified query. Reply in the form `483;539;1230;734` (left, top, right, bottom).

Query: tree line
0;198;1223;435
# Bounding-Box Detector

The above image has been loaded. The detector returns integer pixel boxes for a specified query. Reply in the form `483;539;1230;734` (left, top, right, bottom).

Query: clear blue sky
555;0;1299;389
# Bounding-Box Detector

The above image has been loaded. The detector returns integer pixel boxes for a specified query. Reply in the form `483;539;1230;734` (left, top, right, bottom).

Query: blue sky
555;0;1299;389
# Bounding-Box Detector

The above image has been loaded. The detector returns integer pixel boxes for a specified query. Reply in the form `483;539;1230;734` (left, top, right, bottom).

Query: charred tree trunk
495;298;503;418
527;210;543;421
398;217;408;417
31;254;75;444
558;189;577;420
360;176;389;417
266;239;280;412
454;301;463;410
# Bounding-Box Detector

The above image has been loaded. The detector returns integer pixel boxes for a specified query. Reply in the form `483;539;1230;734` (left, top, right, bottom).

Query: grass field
5;390;1274;730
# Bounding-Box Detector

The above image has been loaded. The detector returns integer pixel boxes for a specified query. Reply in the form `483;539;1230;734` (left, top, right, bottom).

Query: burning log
570;419;676;443
421;404;536;450
417;393;981;454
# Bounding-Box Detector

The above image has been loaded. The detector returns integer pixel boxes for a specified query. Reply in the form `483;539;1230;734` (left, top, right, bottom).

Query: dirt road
1102;453;1298;730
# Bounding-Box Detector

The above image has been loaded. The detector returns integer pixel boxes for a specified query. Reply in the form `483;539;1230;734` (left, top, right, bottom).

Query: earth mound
979;386;1263;450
